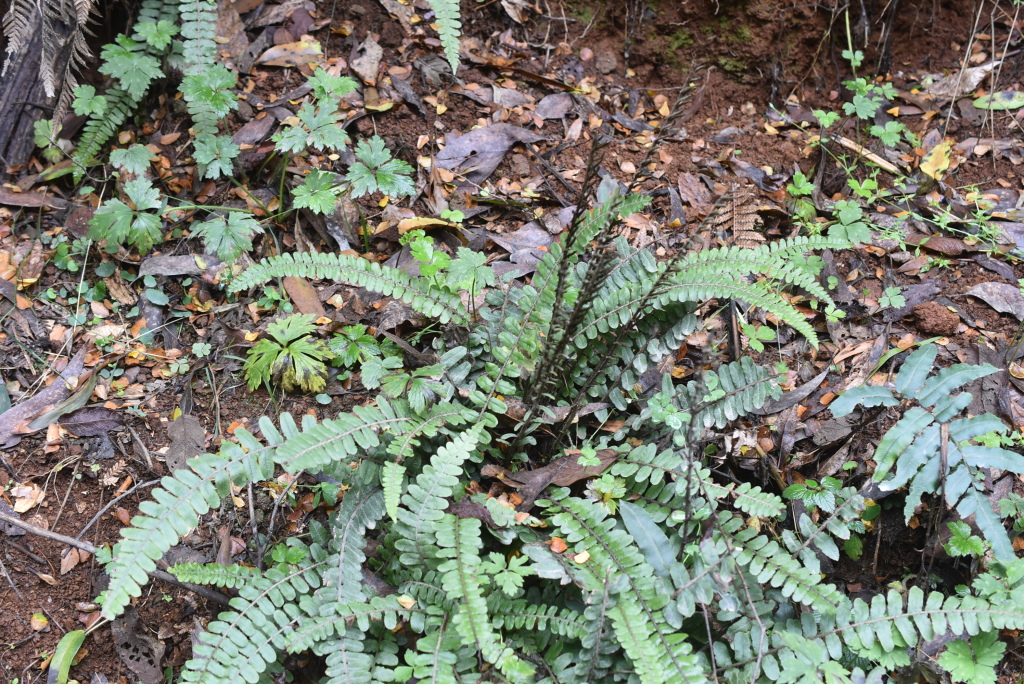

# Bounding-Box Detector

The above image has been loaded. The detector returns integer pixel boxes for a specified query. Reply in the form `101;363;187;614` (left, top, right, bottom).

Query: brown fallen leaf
965;282;1024;320
482;449;619;511
61;547;80;575
0;187;68;209
283;276;326;317
256;40;323;67
435;123;546;184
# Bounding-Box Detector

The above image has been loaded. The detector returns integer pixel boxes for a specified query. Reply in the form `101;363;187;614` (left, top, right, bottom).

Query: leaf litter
5;0;1024;680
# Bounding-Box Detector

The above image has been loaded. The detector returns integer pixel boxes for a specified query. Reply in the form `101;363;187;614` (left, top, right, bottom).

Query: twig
832;135;902;175
0;510;97;553
75;479;161;541
0;555;24;600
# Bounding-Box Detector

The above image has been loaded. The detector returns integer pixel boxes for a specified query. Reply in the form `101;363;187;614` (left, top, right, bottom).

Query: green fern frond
170;562;261;588
426;0;462;73
180;556;327;683
272;399;472;473
436;514;533;680
381;461;405;521
98;422;278;619
489;599;589;639
681;356;783;428
543;490;707;684
229;252;469;325
392;427;484;566
320;486;386;605
72;87;137;179
726;518;845;612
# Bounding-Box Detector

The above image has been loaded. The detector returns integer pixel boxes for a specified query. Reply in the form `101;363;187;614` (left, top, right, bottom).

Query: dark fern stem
510;138;612;453
548;190;735;450
627;68;702;192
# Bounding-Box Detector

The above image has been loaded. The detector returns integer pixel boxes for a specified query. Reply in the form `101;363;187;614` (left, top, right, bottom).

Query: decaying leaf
920;141;952;180
435;124;546;184
0;347;87;448
60;406;123;437
965;282;1024;320
256;40;323;68
706;187;763;247
166;415;206;474
111;607;166;684
482;449;618;511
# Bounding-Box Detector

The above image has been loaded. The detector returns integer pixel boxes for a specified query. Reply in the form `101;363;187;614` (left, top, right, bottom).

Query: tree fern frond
230;252;469;325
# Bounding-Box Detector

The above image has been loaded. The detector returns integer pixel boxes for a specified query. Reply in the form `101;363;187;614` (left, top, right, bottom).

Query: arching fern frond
542;490;706;684
98;420;280;619
229;252;469;325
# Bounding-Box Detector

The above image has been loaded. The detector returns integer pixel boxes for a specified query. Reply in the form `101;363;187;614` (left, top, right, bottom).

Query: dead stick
0;510;230;607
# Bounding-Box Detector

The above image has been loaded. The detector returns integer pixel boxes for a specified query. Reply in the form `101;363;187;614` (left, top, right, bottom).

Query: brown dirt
4;0;1024;680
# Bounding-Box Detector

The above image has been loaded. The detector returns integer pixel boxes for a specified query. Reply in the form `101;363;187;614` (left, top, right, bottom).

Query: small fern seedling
245;314;335;394
831;343;1024;559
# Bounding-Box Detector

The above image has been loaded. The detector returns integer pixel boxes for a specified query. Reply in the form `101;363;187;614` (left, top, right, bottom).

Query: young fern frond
170;562;261;588
229;252;469;325
73;87;137;174
426;0;462;73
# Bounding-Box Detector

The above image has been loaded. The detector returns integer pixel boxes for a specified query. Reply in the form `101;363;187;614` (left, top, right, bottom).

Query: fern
228;252;470;325
426;0;462;73
831;343;1020;559
96;166;1014;684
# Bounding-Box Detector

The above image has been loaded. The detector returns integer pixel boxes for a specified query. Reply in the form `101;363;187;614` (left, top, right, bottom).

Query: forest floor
3;0;1024;681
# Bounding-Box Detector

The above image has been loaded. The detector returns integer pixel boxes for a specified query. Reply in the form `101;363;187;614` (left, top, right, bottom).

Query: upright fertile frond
230;252;469;325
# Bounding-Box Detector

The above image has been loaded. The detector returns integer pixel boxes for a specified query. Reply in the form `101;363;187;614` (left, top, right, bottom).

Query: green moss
717;56;747;73
730;24;751;44
667;28;694;50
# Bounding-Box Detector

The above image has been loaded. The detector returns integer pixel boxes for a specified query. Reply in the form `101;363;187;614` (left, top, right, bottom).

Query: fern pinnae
544;491;704;684
181;557;329;683
230;252;468;325
99;433;275;619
